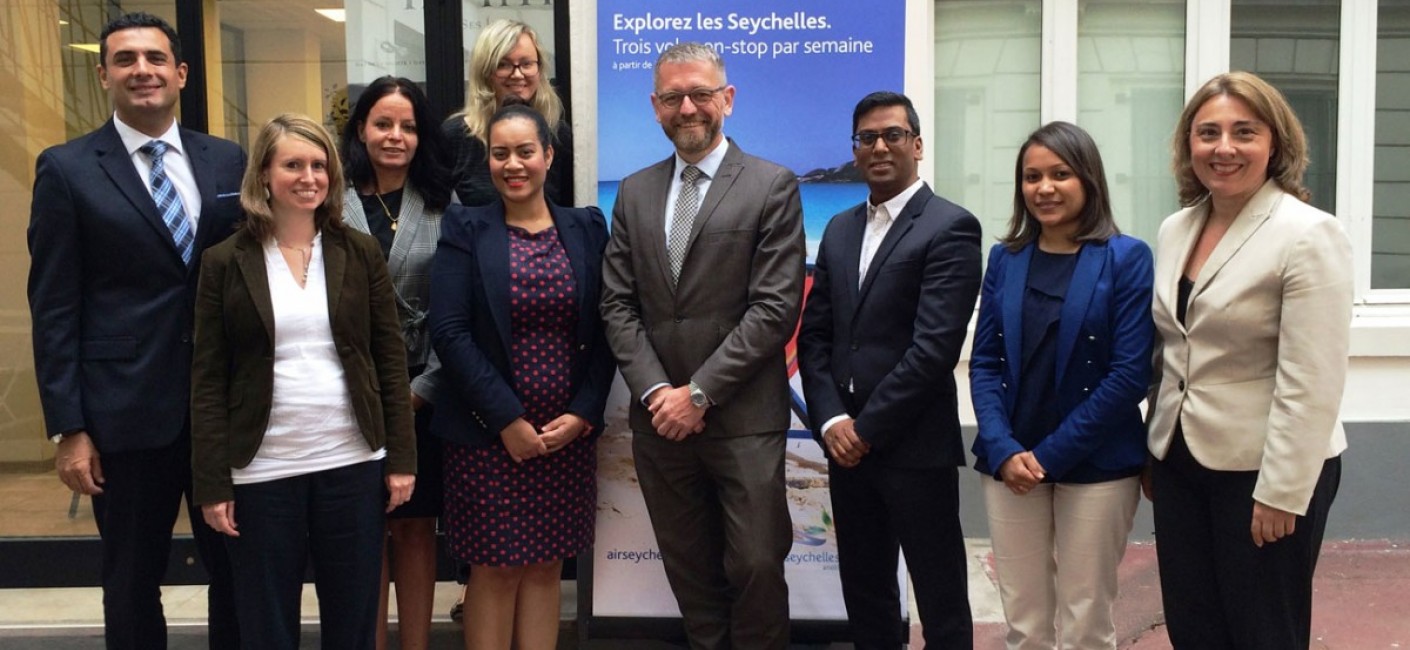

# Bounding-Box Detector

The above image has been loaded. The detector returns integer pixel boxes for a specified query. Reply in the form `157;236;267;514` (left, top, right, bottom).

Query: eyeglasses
852;128;915;149
495;59;539;78
655;86;728;109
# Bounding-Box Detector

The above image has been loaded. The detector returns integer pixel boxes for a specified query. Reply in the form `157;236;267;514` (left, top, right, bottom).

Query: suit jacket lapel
641;157;677;294
476;205;514;353
857;189;929;303
182;129;217;259
687;145;744;248
1191;180;1280;299
551;204;594;344
324;229;348;321
233;233;276;343
838;204;866;310
387;184;428;280
1001;245;1029;392
96;122;182;264
342;186;372;234
1055;242;1106;384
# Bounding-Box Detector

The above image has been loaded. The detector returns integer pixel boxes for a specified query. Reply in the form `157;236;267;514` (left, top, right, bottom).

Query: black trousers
90;435;239;650
1152;431;1340;650
830;462;972;650
226;460;386;650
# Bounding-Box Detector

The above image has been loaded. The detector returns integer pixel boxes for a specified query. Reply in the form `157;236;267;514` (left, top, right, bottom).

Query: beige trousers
983;476;1140;650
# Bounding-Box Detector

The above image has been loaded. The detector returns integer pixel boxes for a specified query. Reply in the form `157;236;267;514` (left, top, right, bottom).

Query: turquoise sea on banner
596;180;868;261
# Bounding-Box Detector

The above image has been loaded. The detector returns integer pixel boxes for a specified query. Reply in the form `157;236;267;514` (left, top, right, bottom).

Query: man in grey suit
601;42;806;650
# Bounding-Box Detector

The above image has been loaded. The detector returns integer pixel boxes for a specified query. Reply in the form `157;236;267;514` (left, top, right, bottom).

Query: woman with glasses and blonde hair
445;19;573;207
191;113;415;649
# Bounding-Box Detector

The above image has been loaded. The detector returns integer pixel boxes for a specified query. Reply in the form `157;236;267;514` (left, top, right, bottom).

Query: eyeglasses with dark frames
851;128;915;149
495;59;540;78
655;85;728;109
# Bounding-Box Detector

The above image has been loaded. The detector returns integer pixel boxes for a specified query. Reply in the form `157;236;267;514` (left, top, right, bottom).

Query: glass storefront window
211;1;428;149
1077;1;1185;247
934;0;1042;260
1374;0;1410;289
0;1;183;538
1231;0;1340;216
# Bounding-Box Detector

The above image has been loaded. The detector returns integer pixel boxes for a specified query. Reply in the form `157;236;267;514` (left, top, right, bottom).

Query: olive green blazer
191;226;415;505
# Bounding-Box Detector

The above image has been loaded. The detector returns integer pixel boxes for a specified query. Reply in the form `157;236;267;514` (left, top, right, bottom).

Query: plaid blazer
343;183;444;403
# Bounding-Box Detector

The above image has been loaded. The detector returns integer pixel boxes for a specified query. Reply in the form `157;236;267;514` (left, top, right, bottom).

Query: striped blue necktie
139;140;194;264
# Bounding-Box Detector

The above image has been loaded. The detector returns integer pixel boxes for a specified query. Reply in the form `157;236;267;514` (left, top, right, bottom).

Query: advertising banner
590;0;907;626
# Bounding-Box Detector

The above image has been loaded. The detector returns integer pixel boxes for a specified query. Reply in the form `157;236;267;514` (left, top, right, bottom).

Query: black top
1007;249;1076;463
1178;275;1194;327
359;188;403;258
443;117;575;208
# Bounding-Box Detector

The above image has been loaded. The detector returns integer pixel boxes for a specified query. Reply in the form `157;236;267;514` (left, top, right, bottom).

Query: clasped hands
647;385;707;441
823;418;869;468
500;413;590;463
999;451;1045;494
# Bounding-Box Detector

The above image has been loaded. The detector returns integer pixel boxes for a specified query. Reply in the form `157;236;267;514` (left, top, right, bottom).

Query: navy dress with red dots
444;226;597;566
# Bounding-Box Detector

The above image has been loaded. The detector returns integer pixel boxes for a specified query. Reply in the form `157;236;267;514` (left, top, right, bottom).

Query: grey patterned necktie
668;164;704;284
139;140;195;264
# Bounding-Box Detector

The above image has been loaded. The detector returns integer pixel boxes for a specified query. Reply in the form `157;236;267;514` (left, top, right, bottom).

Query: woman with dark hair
969;121;1154;649
445;19;573;207
192;113;415;649
430;101;614;650
339;75;452;650
1148;71;1352;649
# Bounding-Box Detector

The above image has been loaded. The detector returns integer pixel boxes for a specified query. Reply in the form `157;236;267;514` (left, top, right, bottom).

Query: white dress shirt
113;115;202;232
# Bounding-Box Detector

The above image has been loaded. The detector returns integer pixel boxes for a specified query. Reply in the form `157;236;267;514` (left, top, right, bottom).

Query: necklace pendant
390;220;398;232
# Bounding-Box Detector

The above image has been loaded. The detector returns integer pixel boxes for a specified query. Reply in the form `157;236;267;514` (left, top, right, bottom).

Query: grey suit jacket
601;140;806;437
343;184;443;404
1148;179;1352;514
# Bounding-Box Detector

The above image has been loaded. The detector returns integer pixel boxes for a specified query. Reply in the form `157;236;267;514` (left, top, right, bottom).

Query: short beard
663;120;718;157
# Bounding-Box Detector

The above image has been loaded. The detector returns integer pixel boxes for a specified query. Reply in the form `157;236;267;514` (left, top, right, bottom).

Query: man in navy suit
27;12;243;649
797;91;982;649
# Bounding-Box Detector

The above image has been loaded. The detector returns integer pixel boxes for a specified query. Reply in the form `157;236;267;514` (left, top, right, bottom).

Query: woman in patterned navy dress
429;101;615;650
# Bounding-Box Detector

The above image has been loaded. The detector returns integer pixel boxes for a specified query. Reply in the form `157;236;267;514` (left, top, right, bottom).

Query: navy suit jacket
969;235;1154;481
28;119;246;453
797;183;982;468
429;201;616;447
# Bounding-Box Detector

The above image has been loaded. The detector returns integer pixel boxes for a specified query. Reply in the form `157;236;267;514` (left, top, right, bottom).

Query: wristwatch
688;382;710;409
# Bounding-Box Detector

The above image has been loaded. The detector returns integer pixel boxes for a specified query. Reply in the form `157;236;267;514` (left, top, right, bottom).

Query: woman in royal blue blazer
969;121;1154;650
429;101;614;650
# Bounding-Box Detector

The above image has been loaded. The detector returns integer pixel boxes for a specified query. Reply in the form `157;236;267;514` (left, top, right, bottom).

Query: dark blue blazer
969;235;1154;481
797;184;983;468
428;201;615;447
27;119;246;453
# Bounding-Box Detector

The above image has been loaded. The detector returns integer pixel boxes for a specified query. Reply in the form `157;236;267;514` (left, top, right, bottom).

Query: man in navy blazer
27;13;243;649
798;91;982;649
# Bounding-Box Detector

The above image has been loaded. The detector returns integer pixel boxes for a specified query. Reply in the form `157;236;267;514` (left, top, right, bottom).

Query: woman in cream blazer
1147;72;1352;650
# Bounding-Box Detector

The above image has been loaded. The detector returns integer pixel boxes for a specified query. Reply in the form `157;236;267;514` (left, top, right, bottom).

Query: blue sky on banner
596;1;906;181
